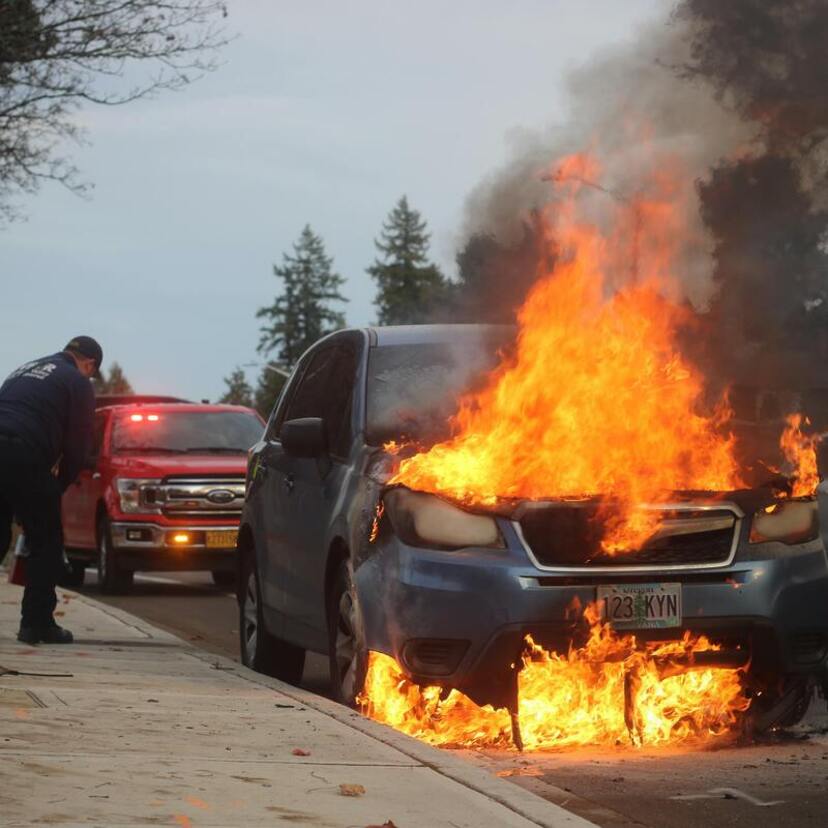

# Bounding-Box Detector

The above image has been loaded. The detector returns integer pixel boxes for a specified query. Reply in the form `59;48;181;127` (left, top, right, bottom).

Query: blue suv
238;325;828;730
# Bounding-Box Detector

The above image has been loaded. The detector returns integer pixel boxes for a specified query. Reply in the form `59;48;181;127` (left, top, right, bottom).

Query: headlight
749;499;819;545
383;488;504;550
116;478;163;514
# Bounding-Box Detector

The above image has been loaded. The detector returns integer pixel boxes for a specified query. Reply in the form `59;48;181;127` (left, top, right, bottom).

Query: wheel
327;560;367;706
97;518;134;595
60;558;86;588
238;548;305;683
748;675;815;733
211;570;235;589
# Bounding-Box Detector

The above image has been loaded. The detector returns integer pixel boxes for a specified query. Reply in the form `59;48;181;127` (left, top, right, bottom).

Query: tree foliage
0;0;227;221
94;361;133;394
368;195;450;325
454;217;552;324
218;366;253;407
256;224;347;367
677;0;828;156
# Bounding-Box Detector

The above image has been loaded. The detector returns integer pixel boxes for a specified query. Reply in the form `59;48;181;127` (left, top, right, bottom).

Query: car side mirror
281;418;328;459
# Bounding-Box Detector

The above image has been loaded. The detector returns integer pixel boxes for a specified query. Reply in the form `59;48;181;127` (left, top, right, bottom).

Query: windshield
366;337;510;445
111;411;263;454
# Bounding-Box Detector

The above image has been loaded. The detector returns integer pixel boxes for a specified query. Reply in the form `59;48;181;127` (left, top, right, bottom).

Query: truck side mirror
281;418;328;459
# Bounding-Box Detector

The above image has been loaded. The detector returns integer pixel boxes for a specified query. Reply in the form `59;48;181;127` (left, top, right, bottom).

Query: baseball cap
65;335;104;375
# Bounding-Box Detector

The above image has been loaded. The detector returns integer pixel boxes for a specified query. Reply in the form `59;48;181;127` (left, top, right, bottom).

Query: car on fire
62;396;264;593
237;325;828;731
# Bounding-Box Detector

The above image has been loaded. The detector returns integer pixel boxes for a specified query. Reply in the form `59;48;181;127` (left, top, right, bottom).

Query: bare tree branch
0;0;229;223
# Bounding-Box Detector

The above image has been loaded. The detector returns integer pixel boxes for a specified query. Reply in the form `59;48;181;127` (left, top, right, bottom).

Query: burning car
237;322;828;749
239;150;828;750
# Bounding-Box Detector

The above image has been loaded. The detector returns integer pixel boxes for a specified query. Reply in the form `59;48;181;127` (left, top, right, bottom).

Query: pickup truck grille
517;504;740;571
152;477;246;517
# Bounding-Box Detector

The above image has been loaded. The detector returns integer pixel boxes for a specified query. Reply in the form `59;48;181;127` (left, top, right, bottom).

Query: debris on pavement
339;783;366;797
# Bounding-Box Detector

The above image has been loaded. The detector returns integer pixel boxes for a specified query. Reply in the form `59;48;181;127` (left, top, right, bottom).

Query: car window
365;337;509;445
279;344;357;458
111;411;263;453
282;347;337;421
264;366;301;441
324;344;357;457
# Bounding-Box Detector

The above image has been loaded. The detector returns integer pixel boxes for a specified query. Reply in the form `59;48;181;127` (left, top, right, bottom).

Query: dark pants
0;439;63;630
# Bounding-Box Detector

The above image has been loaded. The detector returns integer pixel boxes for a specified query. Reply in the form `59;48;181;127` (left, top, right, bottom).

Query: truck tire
97;517;134;595
238;547;304;684
327;560;367;707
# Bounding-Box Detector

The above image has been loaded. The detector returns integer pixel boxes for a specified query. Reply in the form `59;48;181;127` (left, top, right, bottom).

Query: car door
258;339;358;651
280;340;358;644
257;347;333;636
62;412;107;549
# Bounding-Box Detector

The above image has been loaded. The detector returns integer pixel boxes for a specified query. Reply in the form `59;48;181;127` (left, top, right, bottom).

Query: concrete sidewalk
0;578;595;828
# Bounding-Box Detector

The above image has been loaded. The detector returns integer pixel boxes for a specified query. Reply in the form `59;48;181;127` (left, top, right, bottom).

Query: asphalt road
77;568;828;828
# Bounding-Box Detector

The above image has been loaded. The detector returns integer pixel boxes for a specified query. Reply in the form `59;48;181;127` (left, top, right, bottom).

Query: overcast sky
2;0;663;402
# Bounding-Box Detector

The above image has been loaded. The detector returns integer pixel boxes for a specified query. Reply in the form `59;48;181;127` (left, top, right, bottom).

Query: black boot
17;624;74;644
39;624;73;644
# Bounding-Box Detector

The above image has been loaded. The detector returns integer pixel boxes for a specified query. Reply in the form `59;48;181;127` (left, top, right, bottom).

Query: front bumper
109;521;237;573
356;533;828;708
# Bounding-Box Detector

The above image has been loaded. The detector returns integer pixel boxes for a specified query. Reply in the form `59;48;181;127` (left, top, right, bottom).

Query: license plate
597;583;681;629
205;530;238;549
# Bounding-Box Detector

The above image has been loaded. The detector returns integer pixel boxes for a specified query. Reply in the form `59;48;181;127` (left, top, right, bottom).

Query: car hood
109;453;247;478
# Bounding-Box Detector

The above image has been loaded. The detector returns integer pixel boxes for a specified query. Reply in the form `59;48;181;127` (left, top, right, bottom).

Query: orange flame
390;153;742;551
780;414;819;497
359;607;748;750
369;501;385;543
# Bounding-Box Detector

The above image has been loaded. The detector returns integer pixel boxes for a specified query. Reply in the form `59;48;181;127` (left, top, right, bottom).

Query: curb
59;585;596;828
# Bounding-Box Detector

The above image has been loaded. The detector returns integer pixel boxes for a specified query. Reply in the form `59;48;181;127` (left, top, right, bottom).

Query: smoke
458;15;755;316
455;0;828;413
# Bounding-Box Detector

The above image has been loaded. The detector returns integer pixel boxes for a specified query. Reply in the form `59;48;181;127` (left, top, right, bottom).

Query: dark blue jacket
0;352;95;491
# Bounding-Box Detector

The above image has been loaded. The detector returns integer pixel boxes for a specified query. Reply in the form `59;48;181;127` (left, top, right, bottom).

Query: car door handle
284;473;295;494
92;472;101;480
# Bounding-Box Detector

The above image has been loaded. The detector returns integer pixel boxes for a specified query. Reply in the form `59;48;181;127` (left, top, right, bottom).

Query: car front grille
517;503;740;571
154;476;246;517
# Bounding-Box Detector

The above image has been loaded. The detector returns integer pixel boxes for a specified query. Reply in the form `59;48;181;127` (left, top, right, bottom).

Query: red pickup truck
61;396;264;593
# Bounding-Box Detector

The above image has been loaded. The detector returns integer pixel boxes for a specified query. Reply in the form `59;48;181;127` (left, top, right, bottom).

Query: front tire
238;548;305;683
328;560;367;706
747;675;815;733
97;518;134;595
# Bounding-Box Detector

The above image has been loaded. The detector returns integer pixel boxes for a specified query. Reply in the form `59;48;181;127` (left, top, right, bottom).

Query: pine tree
256;225;347;368
94;362;134;395
368;196;450;325
219;367;254;407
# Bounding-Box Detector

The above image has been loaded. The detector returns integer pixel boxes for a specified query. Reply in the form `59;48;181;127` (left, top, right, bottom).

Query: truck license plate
205;530;238;549
597;583;681;630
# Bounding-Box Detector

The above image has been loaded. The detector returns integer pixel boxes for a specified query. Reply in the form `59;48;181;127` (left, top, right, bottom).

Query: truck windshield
365;337;510;446
112;411;263;454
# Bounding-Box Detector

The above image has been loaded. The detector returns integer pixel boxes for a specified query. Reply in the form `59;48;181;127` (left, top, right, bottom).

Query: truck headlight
116;478;163;514
749;499;819;545
383;488;504;550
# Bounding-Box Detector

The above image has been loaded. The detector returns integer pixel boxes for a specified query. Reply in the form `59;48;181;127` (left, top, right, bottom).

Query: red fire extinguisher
7;533;28;587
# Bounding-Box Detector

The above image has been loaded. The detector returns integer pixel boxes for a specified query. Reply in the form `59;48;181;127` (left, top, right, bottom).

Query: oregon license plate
205;530;238;549
597;583;681;629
